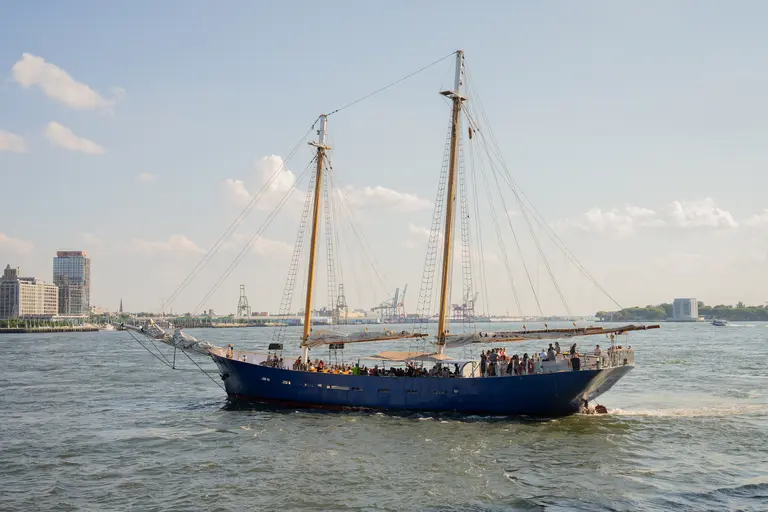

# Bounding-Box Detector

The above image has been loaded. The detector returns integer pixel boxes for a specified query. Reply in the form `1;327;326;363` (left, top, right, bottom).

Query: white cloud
132;235;203;254
225;233;292;257
224;178;251;203
137;173;158;183
44;121;105;154
562;204;662;237
224;155;299;209
0;233;33;254
408;223;431;238
745;209;768;227
341;185;432;212
252;237;292;256
666;198;738;229
11;53;121;110
560;199;736;237
0;130;27;153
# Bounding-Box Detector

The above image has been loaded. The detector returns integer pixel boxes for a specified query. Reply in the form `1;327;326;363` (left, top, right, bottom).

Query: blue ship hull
211;355;633;417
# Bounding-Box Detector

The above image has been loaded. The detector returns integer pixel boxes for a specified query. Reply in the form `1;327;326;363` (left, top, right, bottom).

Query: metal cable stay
126;50;650;382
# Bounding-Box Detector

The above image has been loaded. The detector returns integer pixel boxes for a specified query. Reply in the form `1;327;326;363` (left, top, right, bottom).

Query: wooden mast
436;50;465;353
301;114;330;363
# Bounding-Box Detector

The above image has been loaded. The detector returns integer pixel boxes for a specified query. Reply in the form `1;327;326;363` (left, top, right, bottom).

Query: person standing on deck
555;341;561;355
480;350;487;377
570;343;581;371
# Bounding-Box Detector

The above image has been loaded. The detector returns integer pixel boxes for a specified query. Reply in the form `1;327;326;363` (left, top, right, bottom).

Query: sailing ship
125;51;660;416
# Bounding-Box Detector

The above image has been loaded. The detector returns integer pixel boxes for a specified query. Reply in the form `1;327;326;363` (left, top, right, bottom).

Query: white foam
609;403;768;418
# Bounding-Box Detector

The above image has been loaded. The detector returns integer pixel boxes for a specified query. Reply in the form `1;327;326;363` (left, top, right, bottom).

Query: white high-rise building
672;298;698;321
0;265;59;319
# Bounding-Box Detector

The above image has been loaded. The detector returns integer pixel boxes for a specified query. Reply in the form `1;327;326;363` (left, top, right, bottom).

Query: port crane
452;291;479;321
371;284;408;322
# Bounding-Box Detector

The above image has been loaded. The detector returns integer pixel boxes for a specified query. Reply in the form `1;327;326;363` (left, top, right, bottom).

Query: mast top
439;50;466;100
309;114;331;150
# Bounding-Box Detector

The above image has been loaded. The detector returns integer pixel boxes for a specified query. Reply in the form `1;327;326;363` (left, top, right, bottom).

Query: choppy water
1;322;767;511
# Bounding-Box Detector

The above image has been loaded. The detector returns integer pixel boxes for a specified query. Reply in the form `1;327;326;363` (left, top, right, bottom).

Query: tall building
672;298;698;321
53;251;91;315
0;264;59;319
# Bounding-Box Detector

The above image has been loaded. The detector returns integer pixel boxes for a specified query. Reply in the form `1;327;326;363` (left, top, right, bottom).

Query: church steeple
119;298;123;314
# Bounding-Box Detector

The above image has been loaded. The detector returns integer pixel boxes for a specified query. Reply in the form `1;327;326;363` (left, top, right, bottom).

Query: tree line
596;302;768;322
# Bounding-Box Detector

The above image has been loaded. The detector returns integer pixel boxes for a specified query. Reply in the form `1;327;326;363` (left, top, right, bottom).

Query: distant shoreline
0;326;100;334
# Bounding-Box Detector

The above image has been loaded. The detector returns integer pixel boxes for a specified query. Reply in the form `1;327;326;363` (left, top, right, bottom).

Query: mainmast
436;50;465;352
301;114;330;363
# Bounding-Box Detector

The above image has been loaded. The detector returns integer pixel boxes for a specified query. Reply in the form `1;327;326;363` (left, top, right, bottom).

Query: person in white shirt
594;344;603;369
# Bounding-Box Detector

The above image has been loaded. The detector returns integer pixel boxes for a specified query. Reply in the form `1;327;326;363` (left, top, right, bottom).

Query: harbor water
1;322;766;511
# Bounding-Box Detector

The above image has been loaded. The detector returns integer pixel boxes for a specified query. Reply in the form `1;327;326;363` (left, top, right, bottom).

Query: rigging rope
194;158;316;314
180;349;226;391
326;155;392;295
272;156;318;344
327;52;457;117
161;117;320;311
468;131;492;319
127;330;173;368
463;66;624;311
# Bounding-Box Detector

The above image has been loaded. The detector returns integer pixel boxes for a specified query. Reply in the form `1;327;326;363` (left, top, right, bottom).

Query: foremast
436;50;465;353
301;114;330;363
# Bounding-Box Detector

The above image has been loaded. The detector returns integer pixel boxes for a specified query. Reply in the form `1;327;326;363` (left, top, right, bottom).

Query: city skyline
2;3;768;315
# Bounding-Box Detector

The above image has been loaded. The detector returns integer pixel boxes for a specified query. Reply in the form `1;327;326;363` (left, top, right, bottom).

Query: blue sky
2;1;767;315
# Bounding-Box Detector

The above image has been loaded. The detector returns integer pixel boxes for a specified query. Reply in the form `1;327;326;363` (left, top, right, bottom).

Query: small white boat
712;319;727;327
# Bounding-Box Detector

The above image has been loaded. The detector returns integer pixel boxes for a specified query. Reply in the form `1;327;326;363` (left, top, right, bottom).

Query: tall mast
301;114;330;363
436;50;465;352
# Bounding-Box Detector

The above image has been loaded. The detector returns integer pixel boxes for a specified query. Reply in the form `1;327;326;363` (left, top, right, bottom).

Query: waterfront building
53;251;91;315
672;297;698;321
0;264;59;319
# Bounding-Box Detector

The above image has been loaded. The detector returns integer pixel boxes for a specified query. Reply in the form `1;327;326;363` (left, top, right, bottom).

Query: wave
609;403;768;418
727;323;756;328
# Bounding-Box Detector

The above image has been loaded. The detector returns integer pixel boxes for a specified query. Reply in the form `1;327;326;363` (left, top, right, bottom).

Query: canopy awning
302;329;428;348
368;351;458;363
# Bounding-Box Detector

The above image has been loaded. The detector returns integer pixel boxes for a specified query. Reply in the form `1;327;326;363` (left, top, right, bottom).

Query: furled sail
302;329;429;348
122;322;221;356
443;324;660;348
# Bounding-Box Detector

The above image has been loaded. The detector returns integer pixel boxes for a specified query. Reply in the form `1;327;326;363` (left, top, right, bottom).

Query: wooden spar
301;115;329;362
471;324;661;343
436;50;465;352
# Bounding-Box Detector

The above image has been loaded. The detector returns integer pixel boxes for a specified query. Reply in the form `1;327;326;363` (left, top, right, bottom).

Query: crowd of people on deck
222;338;630;376
290;358;464;378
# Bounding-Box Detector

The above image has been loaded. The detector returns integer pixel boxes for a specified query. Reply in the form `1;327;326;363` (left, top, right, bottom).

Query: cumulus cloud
132;235;203;254
341;185;432;212
224;155;300;209
225;232;293;257
11;53;122;110
44;121;105;154
559;198;736;236
0;233;33;254
745;209;768;227
560;204;665;237
137;173;158;183
0;130;27;153
224;178;251;202
666;198;738;229
408;223;431;238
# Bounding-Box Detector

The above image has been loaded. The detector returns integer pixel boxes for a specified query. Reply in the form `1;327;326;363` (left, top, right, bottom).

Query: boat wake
609;403;768;418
